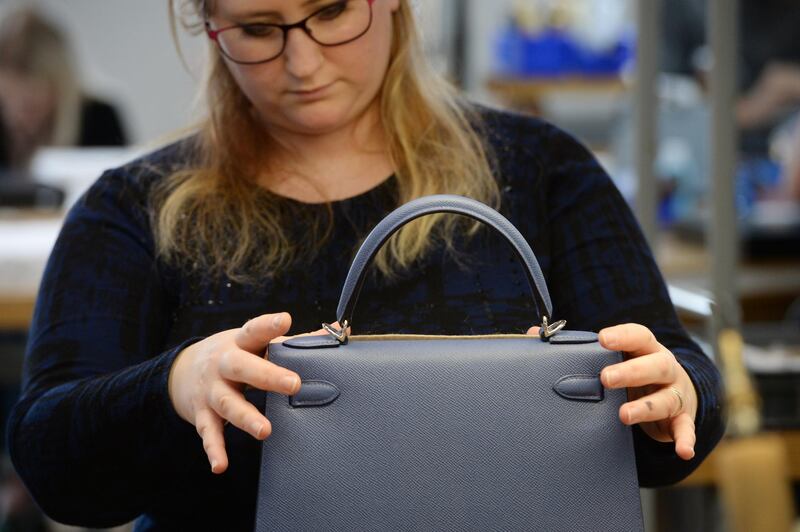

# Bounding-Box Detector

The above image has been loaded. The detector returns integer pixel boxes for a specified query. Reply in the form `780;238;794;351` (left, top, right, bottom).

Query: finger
598;323;663;357
207;382;274;440
526;326;541;336
236;312;292;354
270;325;331;345
619;386;684;425
195;408;228;474
218;349;301;395
671;413;696;460
600;351;676;389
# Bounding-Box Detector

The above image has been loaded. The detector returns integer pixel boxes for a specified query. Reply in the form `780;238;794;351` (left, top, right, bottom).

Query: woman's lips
289;82;335;100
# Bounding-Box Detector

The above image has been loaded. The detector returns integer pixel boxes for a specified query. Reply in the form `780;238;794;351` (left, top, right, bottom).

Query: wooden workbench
681;431;800;486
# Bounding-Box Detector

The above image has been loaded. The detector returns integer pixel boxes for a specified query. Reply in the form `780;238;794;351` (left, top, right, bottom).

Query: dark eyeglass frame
205;0;376;65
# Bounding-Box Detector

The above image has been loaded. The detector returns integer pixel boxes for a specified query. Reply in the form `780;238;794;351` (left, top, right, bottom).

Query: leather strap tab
553;375;604;402
289;380;340;408
283;336;341;349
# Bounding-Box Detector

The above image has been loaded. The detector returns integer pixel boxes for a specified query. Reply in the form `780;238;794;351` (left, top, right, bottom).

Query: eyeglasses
205;0;376;65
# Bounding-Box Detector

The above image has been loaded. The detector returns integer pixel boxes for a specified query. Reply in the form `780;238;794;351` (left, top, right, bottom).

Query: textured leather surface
335;195;554;328
289;380;340;408
553;374;604;402
257;337;644;531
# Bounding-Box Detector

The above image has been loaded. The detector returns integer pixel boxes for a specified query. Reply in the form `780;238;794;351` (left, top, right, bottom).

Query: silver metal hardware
322;320;350;344
540;316;567;339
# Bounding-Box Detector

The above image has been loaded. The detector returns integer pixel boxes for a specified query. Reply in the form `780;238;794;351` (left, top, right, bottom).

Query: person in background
0;7;128;171
7;1;723;529
662;0;800;155
0;8;128;529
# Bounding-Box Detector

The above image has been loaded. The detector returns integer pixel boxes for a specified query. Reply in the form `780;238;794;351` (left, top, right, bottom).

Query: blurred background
0;0;799;530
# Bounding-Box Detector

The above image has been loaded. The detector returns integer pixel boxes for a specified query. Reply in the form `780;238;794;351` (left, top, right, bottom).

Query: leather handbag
256;195;644;532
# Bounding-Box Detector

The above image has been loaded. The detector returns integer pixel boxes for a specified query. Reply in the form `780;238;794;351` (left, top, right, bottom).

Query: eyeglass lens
215;0;372;64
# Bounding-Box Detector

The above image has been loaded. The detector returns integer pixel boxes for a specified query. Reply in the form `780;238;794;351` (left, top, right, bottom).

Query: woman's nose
282;28;324;80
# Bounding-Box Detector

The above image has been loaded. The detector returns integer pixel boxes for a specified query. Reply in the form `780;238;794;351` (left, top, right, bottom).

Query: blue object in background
493;22;633;78
655;157;783;227
736;158;782;217
522;29;571;76
575;38;633;75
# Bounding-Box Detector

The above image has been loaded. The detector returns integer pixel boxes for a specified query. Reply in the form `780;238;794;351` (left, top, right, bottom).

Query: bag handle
326;194;564;343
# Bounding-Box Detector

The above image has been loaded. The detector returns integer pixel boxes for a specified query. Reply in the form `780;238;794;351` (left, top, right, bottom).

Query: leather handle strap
335;194;553;330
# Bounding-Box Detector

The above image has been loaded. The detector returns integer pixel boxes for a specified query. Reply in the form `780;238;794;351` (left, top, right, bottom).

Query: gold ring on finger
669;386;684;417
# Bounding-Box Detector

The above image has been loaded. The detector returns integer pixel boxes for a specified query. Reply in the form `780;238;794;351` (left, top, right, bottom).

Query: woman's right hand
167;311;301;474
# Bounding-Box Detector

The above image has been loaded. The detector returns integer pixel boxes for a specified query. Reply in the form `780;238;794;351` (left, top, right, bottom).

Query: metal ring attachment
539;316;567;340
322;320;350;344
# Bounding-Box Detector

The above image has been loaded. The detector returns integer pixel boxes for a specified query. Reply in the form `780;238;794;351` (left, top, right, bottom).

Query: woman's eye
315;2;348;21
241;24;278;38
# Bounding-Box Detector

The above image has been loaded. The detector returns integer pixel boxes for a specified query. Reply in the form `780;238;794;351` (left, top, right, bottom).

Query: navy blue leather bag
256;195;643;531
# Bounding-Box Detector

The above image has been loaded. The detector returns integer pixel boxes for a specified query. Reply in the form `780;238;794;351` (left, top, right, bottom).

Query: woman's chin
288;113;352;135
269;100;366;136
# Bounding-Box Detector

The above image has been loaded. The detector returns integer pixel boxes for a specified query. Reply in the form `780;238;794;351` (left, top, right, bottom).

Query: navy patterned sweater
7;109;724;530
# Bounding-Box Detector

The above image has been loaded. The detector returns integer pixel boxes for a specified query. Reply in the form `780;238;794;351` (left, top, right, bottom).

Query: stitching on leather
350;334;534;341
551;333;598;344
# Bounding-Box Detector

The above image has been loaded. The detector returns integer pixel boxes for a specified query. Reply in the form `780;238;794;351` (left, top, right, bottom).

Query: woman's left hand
527;322;698;460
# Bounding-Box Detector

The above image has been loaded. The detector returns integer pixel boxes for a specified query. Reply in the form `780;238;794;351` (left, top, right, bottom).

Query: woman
8;0;723;529
0;7;127;170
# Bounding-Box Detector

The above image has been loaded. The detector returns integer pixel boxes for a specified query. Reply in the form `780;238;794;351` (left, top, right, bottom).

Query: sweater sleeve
534;122;725;487
7;170;204;527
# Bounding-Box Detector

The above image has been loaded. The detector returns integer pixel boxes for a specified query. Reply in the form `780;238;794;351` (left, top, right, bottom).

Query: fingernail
272;313;284;329
210;460;218;473
282;375;299;392
602;331;618;349
604;369;618;387
252;422;264;438
689;447;695;459
626;406;637;424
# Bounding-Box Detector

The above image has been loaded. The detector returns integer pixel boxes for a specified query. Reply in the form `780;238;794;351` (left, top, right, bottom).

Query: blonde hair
158;0;500;284
0;8;82;149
